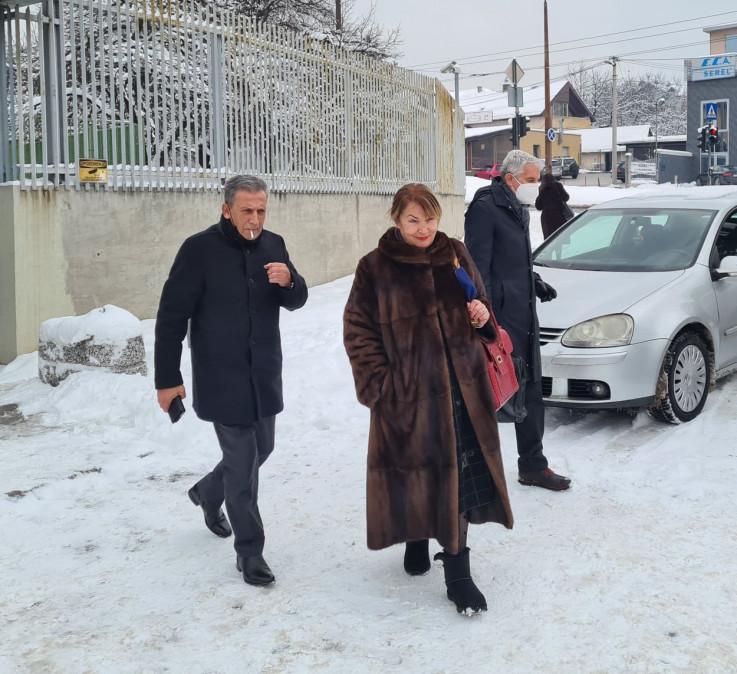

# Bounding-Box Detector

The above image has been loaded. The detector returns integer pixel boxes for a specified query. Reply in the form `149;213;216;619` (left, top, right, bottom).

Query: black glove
534;276;557;302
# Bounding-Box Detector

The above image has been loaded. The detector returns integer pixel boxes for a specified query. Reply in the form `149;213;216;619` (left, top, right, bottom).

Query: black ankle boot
404;539;431;576
433;547;487;615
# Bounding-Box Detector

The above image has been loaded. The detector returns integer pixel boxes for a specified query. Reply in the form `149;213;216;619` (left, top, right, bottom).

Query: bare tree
568;64;686;134
205;0;401;59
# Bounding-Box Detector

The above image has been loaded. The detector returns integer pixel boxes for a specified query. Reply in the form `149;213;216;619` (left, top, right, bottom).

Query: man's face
504;162;541;192
222;190;267;240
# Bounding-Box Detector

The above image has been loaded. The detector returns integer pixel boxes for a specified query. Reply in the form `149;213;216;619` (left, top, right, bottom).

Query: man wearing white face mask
465;150;571;492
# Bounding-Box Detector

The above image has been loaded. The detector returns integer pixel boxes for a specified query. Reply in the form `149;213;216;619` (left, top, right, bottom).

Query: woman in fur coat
343;183;513;616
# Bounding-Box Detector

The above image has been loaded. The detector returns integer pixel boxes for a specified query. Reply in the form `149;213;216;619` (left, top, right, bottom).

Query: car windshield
534;208;716;271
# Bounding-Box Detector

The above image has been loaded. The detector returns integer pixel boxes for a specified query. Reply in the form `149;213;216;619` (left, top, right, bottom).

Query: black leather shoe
188;485;232;538
236;554;275;586
518;468;571;491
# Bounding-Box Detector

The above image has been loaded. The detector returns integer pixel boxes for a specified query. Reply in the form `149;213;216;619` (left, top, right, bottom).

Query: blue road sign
546;128;557;142
705;102;718;121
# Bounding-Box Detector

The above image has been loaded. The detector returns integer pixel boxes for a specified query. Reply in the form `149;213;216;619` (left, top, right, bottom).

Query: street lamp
441;61;461;107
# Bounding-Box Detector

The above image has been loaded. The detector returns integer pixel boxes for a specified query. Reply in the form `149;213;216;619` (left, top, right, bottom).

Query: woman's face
395;201;439;249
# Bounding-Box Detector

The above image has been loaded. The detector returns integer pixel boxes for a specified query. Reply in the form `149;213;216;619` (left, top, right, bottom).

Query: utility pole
336;0;342;30
543;0;552;171
607;56;619;184
512;59;520;149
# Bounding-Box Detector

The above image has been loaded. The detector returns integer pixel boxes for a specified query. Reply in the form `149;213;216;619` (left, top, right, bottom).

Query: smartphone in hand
168;395;186;424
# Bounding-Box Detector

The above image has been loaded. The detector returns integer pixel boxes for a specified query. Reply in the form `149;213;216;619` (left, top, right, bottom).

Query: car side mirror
714;255;737;279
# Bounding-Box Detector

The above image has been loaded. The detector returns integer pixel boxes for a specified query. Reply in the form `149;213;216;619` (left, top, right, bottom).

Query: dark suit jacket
155;217;308;425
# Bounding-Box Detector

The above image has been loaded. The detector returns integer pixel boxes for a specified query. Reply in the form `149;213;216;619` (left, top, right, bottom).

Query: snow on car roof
589;186;737;211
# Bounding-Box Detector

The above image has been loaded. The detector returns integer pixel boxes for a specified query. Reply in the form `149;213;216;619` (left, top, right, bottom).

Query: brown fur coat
343;228;514;553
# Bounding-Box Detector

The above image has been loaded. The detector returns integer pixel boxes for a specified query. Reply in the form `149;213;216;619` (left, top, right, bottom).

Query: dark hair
224;175;268;205
390;183;442;223
541;172;556;188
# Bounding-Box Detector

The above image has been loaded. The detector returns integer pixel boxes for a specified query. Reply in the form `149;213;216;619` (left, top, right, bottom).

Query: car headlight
561;314;634;348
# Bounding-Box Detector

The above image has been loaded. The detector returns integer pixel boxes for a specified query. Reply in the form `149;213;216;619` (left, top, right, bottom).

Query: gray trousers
196;416;275;558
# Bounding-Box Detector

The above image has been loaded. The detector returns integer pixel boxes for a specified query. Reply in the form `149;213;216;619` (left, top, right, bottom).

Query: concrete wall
0;187;16;363
656;151;694;184
0;186;465;362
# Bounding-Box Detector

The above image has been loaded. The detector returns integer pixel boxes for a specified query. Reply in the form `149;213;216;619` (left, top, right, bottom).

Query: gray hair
223;175;268;205
501;150;542;179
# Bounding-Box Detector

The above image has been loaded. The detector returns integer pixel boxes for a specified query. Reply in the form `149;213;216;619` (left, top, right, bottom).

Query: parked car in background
702;166;737;186
474;164;502;180
561;157;580;179
542;159;563;179
533;189;737;423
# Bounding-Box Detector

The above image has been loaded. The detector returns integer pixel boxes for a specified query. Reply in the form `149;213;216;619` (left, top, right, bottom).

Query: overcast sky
353;0;737;93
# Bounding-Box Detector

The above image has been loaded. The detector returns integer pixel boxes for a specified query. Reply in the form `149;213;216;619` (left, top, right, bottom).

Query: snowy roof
703;22;737;32
579;125;652;153
458;87;497;109
465;125;511;139
461;79;569;120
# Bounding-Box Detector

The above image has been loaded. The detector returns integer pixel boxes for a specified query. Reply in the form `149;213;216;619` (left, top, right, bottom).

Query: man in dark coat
155;175;308;585
465;150;571;491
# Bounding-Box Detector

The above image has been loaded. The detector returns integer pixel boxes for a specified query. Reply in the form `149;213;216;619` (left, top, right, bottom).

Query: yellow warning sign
79;158;108;184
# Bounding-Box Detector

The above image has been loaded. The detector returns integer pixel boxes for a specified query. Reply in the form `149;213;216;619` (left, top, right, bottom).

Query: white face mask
512;177;539;206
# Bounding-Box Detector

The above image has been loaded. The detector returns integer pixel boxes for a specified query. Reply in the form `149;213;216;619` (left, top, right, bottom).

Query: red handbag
482;311;519;411
452;254;519;412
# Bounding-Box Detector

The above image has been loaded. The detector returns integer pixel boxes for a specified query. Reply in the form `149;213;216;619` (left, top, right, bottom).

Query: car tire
648;332;711;424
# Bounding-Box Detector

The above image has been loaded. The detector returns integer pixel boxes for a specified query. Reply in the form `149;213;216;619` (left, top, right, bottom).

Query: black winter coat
154;217;308;425
464;178;542;381
535;180;571;239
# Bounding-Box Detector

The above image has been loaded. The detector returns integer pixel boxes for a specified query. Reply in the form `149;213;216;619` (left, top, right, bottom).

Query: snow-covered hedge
38;305;147;386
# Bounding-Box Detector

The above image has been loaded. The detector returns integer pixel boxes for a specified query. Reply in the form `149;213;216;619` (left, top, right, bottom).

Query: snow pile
38;305;147;386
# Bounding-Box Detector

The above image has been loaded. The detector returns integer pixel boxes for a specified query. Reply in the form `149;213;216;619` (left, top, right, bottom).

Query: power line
419;29;717;72
409;9;737;69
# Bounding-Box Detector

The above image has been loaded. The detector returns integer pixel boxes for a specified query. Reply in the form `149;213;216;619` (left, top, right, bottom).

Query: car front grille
541;376;553;397
539;327;565;346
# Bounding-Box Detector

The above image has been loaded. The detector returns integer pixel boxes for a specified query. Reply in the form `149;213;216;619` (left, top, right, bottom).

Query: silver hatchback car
533;188;737;423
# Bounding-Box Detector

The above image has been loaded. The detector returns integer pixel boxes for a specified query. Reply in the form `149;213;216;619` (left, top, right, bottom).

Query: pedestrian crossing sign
705;103;718;121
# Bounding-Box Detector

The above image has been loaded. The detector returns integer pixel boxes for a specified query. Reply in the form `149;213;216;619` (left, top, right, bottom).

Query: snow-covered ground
2;215;737;673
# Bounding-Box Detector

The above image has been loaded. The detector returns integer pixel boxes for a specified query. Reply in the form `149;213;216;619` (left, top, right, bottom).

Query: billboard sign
685;53;736;82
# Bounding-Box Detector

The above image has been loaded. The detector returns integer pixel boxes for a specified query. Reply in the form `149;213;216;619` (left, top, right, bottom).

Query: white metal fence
0;0;464;194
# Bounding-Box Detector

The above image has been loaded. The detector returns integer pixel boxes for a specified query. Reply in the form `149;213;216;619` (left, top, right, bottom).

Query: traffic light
697;126;707;152
518;115;530;139
510;116;519;148
709;124;719;149
510;114;530;148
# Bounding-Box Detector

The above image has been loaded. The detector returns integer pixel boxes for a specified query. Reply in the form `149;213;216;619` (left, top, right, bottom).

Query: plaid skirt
449;359;496;516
